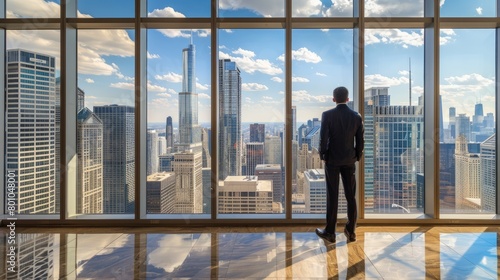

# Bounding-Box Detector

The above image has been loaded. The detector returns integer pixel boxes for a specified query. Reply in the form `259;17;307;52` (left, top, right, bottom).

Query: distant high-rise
264;135;282;165
292;106;297;141
364;96;424;213
245;142;264;176
255;164;283;204
172;149;203;213
455;114;471;142
179;41;200;145
6;49;56;214
147;130;159;175
449;107;456;139
480;134;496;213
201;128;211;168
218;59;242;180
250;123;265;142
166;116;173;148
77;107;103;214
94;105;135;213
454;134;481;211
472;103;484;132
365;87;390;106
218;176;273;213
304;169;346;214
146;172;176;214
157;136;167;156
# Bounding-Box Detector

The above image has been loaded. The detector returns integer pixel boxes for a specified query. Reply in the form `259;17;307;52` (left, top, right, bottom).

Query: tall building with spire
218;59;242;180
178;40;200;145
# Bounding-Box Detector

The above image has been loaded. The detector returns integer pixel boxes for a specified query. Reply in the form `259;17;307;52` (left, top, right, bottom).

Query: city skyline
5;0;496;124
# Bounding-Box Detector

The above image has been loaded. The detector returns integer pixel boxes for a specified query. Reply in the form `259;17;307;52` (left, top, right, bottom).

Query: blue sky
5;0;497;124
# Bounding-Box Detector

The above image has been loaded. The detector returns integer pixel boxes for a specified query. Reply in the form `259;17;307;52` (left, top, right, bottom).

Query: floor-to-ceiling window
2;0;499;224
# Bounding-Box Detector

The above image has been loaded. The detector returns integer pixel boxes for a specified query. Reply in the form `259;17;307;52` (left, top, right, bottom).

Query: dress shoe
315;228;335;243
344;227;356;242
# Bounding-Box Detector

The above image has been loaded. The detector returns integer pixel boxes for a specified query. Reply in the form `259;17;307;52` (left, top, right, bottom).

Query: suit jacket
319;103;364;166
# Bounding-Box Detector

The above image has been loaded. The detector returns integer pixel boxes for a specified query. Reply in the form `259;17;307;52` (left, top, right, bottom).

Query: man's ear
332;97;336;103
346;97;350;102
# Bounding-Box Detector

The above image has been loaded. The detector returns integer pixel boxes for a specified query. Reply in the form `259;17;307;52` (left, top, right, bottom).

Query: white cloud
148;7;185;18
233;48;256;58
365;73;409;88
219;50;282;75
263;96;273;100
476;7;483;15
316;72;327;77
224;29;233;33
219;0;284;17
278;47;322;63
198;93;211;99
291;0;323;16
110;82;134;90
157;92;172;98
155;72;183;83
292;76;310;83
110;81;167;93
196;82;209;91
6;0;60;18
324;0;353;17
147;52;160;59
365;29;423;47
85;78;95;84
292;90;330;103
444;73;493;87
440;29;456;45
242;83;269;91
364;0;425;17
398;70;409;76
271;77;283;83
168;88;177;95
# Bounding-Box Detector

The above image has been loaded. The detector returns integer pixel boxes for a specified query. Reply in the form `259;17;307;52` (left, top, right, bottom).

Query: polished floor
1;225;499;279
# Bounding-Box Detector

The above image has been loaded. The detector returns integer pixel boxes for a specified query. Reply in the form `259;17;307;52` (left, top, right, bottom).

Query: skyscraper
172;149;203;213
245;142;264;176
304;169;346;214
255;164;283;204
480;134;496;213
94;105;135;214
364;88;424;213
264;135;282;165
6;49;56;214
147;130;159;175
449;107;456;139
218;59;242;180
292;105;297;141
166;116;173;148
77;107;103;214
456;114;471;142
218;176;273;213
250;123;265;142
454;134;481;211
179;41;200;145
146;172;176;214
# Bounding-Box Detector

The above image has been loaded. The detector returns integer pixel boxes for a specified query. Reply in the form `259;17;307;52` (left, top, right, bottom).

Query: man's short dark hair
333;86;349;103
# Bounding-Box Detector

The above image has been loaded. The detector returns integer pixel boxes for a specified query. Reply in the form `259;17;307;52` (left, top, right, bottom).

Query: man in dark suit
316;86;364;243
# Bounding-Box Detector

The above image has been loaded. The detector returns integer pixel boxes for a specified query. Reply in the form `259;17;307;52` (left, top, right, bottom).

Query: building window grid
0;0;498;222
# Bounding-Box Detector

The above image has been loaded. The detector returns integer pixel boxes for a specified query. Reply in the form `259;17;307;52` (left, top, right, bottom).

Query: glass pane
219;0;284;17
145;233;212;277
78;0;134;18
365;0;424;17
291;29;353;217
5;30;60;214
148;0;210;17
76;29;135;215
364;29;424;215
218;29;285;215
441;0;496;17
440;29;495;214
292;0;353;17
146;29;211;215
7;0;60;18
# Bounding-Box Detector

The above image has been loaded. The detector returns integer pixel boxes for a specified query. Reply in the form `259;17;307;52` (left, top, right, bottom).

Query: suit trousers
324;163;357;234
